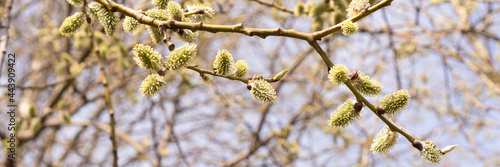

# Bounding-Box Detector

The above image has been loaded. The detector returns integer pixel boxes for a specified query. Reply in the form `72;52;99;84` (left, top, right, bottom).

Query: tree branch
93;0;392;42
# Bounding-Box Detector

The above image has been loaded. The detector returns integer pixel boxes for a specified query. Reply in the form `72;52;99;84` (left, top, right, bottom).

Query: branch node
139;15;145;24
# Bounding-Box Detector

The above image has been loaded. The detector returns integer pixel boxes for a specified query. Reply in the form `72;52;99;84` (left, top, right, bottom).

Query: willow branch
313;0;395;39
344;80;415;142
86;5;119;166
311;36;415;143
186;65;281;83
93;0;392;42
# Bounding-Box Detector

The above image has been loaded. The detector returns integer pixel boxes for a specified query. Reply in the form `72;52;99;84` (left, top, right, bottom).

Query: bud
440;144;458;155
293;1;305;16
249;79;277;104
273;70;289;81
152;0;169;9
352;72;383;97
376;106;385;115
328;99;360;128
354;101;363;112
60;12;84;36
341;20;358;36
133;44;163;71
420;141;442;164
166;43;197;70
90;2;117;36
346;0;370;18
370;126;398;154
139;74;166;97
123;16;140;33
167;1;183;21
328;64;349;86
379;90;410;117
234;60;249;77
86;16;92;24
186;5;215;21
213;50;234;75
412;140;423;151
349;70;359;80
180;29;198;43
145;9;169;44
66;0;83;6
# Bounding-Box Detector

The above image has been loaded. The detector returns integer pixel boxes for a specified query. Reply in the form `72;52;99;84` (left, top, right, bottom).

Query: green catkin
250;79;277;104
123;16;140;33
167;1;183;20
420;141;442;164
166;44;197;70
328;99;360;128
379;90;410;116
342;20;358;35
370;126;398;154
132;44;163;71
213;50;234;75
233;60;249;77
152;0;169;9
90;2;117;36
328;64;349;86
352;72;383;96
140;74;166;97
347;0;370;18
60;12;84;36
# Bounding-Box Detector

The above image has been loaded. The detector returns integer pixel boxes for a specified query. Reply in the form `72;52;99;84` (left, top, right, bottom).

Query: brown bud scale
354;102;363;112
376;106;385;115
412;140;423;151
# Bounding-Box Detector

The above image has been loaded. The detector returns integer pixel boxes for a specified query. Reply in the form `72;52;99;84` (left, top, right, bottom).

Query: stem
183;11;199;18
344;80;415;143
186;65;282;83
86;2;119;165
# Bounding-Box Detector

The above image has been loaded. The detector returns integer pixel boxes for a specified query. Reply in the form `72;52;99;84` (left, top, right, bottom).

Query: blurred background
0;0;499;166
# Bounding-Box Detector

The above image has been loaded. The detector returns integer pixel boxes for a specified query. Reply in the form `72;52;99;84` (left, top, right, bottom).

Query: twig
186;65;281;83
249;0;294;14
310;41;416;143
86;3;119;165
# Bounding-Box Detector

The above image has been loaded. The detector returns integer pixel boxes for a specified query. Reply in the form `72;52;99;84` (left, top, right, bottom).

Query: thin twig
86;3;119;165
186;65;282;83
249;0;294;14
